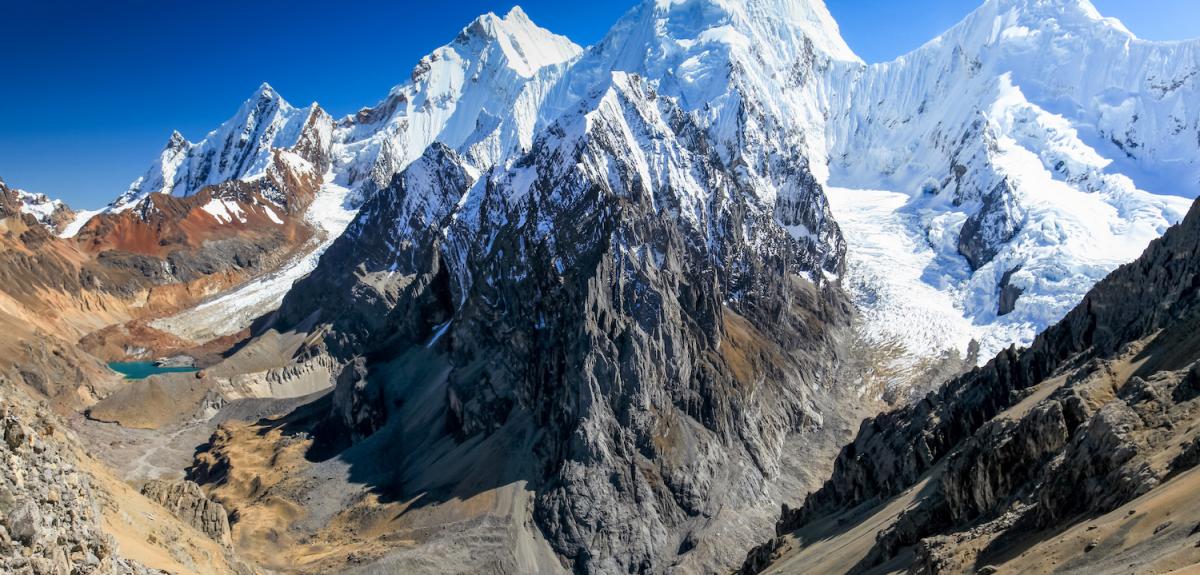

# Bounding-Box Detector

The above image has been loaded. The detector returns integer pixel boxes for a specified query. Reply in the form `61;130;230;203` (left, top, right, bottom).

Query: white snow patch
59;209;101;238
426;320;453;348
200;199;248;224
262;205;284;225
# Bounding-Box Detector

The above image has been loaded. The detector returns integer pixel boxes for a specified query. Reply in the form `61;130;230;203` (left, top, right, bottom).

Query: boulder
139;479;231;545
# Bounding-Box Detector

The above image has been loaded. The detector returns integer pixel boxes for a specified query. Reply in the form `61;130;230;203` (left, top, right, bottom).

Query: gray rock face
957;180;1025;271
997;267;1023;316
8;498;43;545
268;73;852;573
4;417;26;451
743;195;1200;573
139;480;231;546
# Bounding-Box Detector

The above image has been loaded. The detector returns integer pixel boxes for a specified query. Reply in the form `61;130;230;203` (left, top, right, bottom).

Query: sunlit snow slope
821;0;1198;364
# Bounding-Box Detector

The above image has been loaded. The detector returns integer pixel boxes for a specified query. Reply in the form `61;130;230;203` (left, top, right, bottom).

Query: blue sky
1;0;1196;208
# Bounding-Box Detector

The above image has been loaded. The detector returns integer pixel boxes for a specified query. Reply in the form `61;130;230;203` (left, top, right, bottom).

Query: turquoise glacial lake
107;361;198;380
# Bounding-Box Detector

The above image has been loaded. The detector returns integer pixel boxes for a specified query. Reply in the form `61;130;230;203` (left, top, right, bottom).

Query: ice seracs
819;0;1199;365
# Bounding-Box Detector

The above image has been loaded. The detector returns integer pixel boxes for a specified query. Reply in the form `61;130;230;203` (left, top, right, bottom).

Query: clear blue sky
1;0;1195;208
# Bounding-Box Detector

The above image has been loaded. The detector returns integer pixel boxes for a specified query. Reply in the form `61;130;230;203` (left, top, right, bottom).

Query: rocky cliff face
2;183;77;235
742;194;1200;573
262;61;854;571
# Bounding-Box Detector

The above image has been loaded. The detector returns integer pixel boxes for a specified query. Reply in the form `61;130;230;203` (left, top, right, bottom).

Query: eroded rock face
997;266;1023;316
957;180;1025;271
139;480;232;546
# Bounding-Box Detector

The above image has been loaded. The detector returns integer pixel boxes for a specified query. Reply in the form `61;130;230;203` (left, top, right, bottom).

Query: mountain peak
640;0;859;62
453;6;580;78
166;130;189;150
503;5;531;22
978;0;1134;37
246;81;288;108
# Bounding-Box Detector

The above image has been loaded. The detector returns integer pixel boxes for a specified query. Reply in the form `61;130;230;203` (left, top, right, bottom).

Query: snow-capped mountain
816;0;1199;376
525;0;859;273
82;8;580;341
57;1;1199;571
113;83;319;211
333;6;581;199
10;187;75;234
111;7;579;217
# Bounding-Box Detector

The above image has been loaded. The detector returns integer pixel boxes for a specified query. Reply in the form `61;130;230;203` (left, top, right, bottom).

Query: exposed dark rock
7;498;42;545
3;417;26;451
998;266;1023;316
957;180;1024;271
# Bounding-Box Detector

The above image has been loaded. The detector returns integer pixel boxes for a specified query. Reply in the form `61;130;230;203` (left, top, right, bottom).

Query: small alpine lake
107;361;198;380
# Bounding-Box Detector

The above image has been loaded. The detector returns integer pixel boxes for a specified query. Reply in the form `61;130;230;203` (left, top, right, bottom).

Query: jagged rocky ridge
138;480;231;547
741;193;1200;572
269;67;853;572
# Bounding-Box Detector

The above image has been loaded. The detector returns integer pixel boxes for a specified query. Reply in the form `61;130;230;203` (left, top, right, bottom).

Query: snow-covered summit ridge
112;82;316;211
455;6;581;78
329;5;581;197
841;0;1200;196
541;0;858;125
110;7;580;218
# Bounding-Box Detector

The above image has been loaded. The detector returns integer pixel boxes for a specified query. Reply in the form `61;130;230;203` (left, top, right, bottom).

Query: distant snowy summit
109;7;581;216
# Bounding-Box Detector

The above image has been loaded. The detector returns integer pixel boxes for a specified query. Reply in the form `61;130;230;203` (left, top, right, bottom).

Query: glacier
817;0;1198;365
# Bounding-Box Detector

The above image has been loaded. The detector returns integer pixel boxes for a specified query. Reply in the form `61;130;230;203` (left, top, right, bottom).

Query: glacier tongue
148;170;357;342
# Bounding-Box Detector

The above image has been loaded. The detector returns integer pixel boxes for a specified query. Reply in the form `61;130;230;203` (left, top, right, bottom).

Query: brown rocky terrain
0;102;334;407
0;387;254;574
